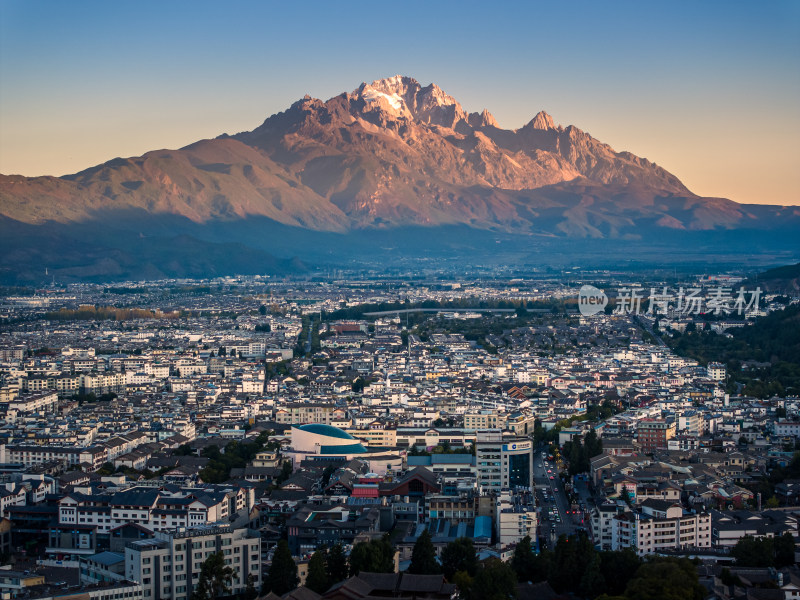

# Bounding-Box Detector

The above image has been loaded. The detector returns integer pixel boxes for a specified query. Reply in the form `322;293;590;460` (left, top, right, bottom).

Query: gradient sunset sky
1;1;798;206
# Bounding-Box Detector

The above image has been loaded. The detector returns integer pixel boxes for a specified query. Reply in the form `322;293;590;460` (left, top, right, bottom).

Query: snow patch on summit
362;87;406;111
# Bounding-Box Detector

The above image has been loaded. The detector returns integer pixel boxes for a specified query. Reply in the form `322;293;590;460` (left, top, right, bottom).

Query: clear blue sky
1;0;798;205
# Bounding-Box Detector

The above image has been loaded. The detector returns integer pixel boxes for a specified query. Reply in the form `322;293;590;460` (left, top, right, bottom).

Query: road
362;308;521;317
304;319;313;354
533;451;579;549
635;314;666;347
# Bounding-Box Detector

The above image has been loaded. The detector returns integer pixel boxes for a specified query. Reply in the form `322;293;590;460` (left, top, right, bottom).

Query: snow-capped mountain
1;76;797;281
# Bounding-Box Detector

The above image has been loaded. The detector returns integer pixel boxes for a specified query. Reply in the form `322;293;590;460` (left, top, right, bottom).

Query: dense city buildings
0;274;797;599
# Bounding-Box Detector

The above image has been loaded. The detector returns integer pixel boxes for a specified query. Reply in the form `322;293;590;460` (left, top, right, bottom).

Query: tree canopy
327;543;349;585
731;533;796;568
467;558;517;600
409;529;440;575
305;548;329;594
191;552;233;600
440;537;478;581
349;536;395;576
264;540;299;595
623;557;705;600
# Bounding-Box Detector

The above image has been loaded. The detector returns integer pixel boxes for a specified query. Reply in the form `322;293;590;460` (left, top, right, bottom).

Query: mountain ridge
2;75;724;232
0;75;798;282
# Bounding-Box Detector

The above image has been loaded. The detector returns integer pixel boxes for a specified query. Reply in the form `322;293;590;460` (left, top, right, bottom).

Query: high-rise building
475;430;534;491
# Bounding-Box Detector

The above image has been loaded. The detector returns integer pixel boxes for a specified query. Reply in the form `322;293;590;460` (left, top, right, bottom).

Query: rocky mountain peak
529;110;555;130
468;108;499;129
3;74;742;245
353;75;468;128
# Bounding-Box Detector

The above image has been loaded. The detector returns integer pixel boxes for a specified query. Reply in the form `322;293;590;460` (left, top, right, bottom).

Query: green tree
549;533;594;593
174;443;194;456
731;535;775;567
529;548;554;584
775;532;796;567
453;571;474;599
243;574;258;600
275;460;293;484
440;537;478;581
327;543;349;584
624;557;704;600
585;428;603;458
349;536;395;576
579;553;606;598
306;548;329;593
191;552;233;600
409;529;440;575
469;558;517;600
348;542;371;577
264;540;299;595
720;568;741;587
510;536;536;582
599;549;642;596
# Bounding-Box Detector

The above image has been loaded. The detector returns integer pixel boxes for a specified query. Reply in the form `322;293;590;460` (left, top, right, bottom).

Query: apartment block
125;526;260;600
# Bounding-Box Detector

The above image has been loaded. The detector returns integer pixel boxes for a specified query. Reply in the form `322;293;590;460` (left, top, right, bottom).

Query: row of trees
324;298;561;321
407;529;705;600
268;537;395;596
197;432;282;484
266;532;513;599
562;429;603;474
406;531;516;600
214;530;710;600
731;533;796;568
666;303;800;398
44;306;179;321
510;533;705;600
408;441;477;456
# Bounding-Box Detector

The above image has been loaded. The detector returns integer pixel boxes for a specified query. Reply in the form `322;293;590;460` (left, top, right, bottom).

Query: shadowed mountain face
1;76;798;281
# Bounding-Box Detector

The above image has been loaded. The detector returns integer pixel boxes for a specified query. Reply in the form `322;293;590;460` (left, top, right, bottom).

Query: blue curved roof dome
297;423;355;440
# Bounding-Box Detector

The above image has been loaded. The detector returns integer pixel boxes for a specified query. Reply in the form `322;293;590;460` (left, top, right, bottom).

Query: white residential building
125;526;260;600
597;500;711;556
495;491;537;547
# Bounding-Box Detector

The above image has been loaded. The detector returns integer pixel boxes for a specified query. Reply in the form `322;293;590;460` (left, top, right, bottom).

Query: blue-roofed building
397;515;493;563
298;423;355;439
288;423;400;463
79;551;125;583
407;453;476;477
